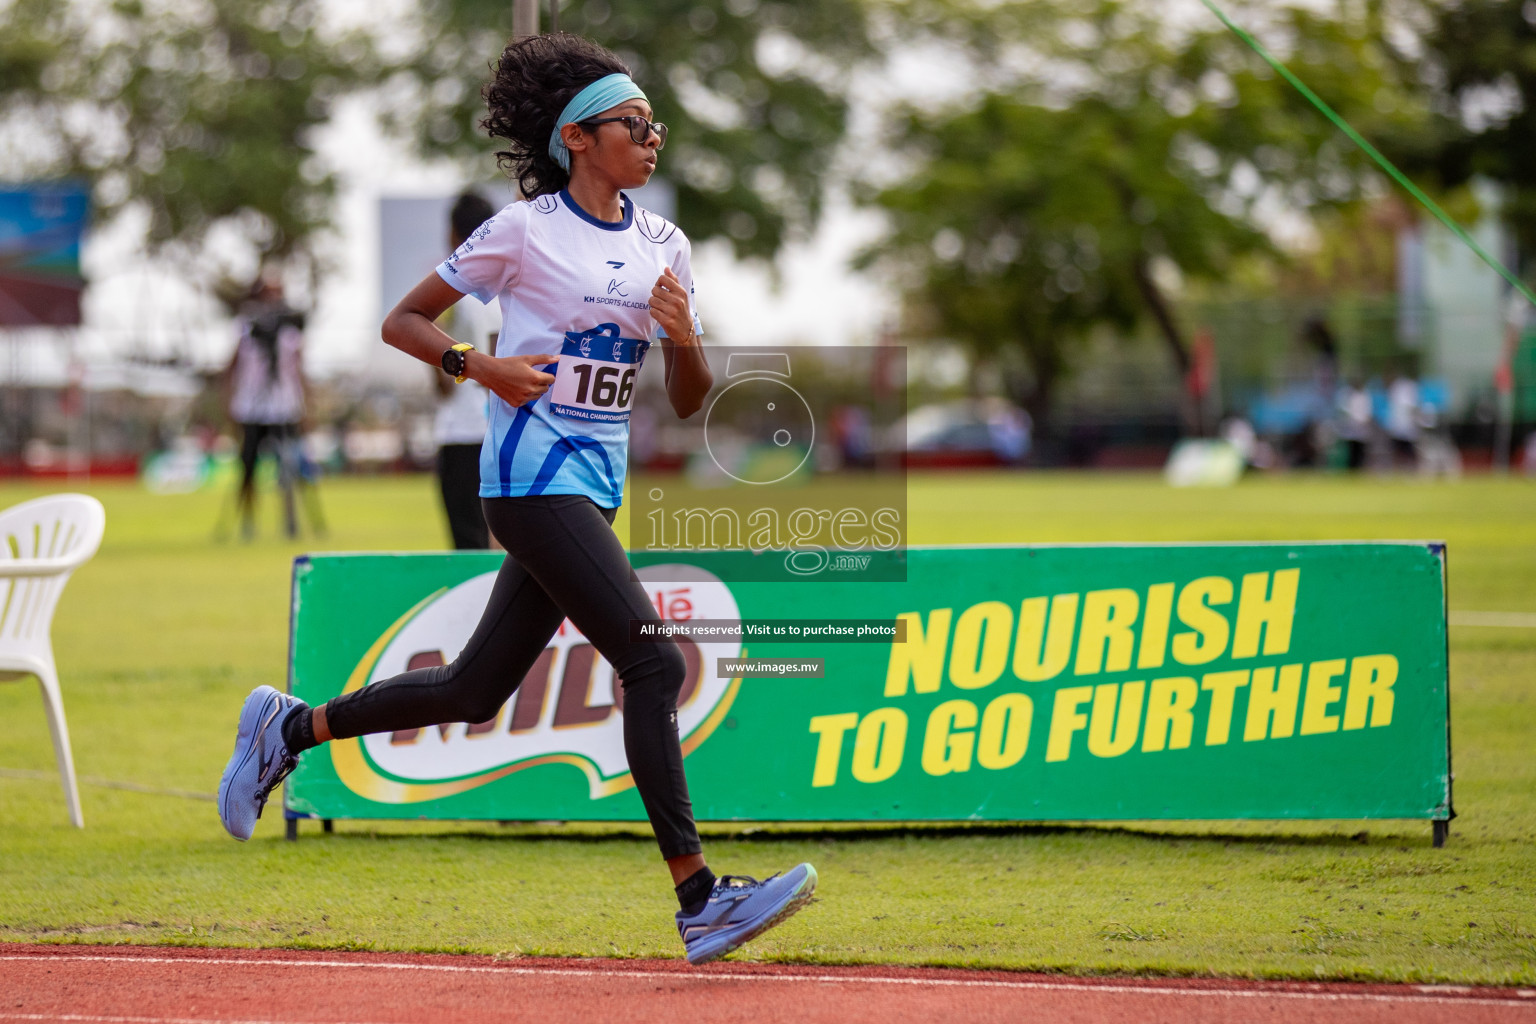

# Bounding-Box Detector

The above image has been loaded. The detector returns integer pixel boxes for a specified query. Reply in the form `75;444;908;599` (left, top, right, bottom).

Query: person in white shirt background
432;192;499;549
223;276;309;539
1384;360;1421;469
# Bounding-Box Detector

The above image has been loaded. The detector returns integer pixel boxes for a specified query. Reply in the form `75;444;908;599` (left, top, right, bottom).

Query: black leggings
239;422;297;489
322;494;700;859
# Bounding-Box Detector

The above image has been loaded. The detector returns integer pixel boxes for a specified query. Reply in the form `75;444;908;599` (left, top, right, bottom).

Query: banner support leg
1432;819;1449;848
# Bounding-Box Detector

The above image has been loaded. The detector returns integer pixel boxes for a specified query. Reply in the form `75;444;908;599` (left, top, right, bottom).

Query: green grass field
1;471;1533;983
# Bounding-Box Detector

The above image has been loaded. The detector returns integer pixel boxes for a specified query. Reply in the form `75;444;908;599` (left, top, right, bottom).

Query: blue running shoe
676;863;817;965
217;685;303;841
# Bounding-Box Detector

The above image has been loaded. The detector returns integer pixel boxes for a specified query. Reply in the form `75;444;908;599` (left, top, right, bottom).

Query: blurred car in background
891;398;1032;468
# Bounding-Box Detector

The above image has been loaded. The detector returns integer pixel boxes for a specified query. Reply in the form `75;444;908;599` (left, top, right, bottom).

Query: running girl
217;32;816;965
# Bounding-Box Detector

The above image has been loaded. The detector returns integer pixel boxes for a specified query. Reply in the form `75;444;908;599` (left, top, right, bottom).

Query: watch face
442;349;462;376
703;375;815;485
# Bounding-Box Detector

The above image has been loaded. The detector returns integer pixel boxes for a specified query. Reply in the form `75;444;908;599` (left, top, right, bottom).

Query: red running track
2;944;1534;1024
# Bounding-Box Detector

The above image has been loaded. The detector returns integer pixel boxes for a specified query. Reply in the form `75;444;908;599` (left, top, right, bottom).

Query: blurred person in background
1384;361;1421;470
215;32;815;966
1299;315;1340;467
223;275;309;539
987;400;1032;464
433;192;499;549
1414;381;1461;478
1185;327;1219;437
830;404;873;468
1336;376;1373;471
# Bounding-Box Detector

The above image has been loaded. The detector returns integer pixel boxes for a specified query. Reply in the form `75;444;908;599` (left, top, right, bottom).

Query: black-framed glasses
577;115;667;149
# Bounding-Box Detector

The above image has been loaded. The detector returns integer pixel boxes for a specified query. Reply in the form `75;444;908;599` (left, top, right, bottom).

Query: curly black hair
482;33;633;199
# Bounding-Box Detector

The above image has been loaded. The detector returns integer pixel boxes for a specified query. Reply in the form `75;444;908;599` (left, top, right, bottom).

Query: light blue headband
548;73;648;172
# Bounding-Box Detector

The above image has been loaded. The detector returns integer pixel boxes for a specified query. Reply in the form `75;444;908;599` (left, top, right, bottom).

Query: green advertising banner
285;543;1451;828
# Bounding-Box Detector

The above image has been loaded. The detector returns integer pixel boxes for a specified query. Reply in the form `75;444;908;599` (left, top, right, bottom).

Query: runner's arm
383;273;556;408
650;267;712;418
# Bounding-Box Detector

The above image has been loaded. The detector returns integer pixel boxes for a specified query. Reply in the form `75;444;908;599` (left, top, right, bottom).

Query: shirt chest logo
582;257;651;313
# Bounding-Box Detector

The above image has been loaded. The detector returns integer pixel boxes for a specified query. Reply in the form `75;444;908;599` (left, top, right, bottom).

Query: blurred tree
0;0;379;292
1277;199;1410;296
856;0;1430;432
397;0;870;260
1412;0;1536;259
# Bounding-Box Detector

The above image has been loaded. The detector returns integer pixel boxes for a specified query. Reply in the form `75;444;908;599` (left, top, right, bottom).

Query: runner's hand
478;353;559;407
650;268;695;343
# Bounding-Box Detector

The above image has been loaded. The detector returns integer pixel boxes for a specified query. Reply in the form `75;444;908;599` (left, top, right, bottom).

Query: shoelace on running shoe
711;871;784;895
252;751;299;816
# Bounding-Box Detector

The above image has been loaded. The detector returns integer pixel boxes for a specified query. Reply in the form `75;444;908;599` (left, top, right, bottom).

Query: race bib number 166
549;324;650;423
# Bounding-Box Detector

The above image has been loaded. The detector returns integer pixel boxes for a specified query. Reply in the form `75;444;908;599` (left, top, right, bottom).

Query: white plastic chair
0;494;106;827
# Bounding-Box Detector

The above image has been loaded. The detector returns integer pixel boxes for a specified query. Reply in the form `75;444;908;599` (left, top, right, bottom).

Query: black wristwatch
441;343;474;383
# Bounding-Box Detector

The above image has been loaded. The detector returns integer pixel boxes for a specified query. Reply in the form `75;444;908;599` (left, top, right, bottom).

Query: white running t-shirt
436;190;702;506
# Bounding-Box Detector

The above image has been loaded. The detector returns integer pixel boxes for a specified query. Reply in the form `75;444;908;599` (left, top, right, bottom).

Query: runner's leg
482;495;701;861
312;493;700;861
320;546;565;737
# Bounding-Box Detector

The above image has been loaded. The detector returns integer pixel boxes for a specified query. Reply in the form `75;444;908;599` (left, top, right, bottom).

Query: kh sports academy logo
329;565;744;805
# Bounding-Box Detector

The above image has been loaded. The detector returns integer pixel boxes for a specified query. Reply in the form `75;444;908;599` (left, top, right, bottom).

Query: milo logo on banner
328;565;742;805
809;567;1403;786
